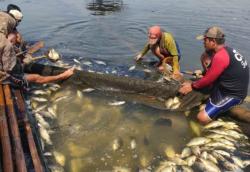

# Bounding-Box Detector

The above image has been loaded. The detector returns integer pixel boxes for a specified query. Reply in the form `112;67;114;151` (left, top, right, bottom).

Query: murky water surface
1;0;250;171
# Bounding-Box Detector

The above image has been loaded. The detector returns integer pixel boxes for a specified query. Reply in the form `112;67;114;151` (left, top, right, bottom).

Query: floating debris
112;138;123;151
73;58;81;64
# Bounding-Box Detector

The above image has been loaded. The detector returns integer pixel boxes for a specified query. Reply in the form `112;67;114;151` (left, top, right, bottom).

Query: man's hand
179;81;193;95
172;71;183;81
135;53;143;61
22;54;34;64
194;70;203;78
60;67;75;79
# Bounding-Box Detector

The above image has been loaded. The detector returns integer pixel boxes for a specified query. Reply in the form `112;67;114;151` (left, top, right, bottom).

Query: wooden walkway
0;84;44;172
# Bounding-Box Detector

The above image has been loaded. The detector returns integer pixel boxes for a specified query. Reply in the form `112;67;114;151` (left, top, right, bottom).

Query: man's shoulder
163;32;175;42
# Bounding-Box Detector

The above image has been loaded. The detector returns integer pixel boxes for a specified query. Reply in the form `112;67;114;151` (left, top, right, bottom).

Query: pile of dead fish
155;119;250;172
25;83;73;172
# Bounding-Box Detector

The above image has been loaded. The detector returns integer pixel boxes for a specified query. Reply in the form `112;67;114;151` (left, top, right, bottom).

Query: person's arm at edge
25;67;74;84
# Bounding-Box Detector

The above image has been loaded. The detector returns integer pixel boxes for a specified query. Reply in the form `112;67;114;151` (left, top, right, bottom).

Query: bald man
135;25;182;80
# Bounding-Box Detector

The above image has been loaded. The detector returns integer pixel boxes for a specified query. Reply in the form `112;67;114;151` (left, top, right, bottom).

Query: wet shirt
192;46;249;99
0;11;17;81
140;32;180;72
0;11;17;36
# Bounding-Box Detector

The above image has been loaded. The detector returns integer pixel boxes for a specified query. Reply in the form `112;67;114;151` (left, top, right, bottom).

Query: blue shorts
204;90;242;119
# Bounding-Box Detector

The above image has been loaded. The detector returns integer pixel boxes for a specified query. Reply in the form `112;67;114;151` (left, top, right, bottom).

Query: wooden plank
3;84;27;172
14;89;44;172
0;84;14;172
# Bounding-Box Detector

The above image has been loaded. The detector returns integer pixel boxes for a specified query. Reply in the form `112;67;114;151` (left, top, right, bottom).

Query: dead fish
88;69;95;73
232;156;244;168
35;113;50;129
159;160;176;167
130;138;136;150
128;65;136;71
47;48;60;61
32;97;48;102
181;147;192;158
198;158;221;172
170;102;181;110
49;86;60;92
82;88;95;93
143;69;152;73
207;153;218;164
53;95;68;103
111;70;117;74
191;146;201;156
76;90;83;99
185;155;196;167
112;138;123;151
165;98;174;109
96;72;104;75
206;142;236;151
73;59;81;64
243;160;250;168
82;61;92;66
181;166;193;172
212;151;227;162
168;156;187;166
203;120;226;130
186;137;211;147
94;60;106;65
200;151;208;159
32;90;50;96
53;151;66;167
48;107;57;118
43;152;53;156
33;105;47;113
108;101;126;106
155;165;176;172
222;160;242;172
213;138;235;147
39;125;52;145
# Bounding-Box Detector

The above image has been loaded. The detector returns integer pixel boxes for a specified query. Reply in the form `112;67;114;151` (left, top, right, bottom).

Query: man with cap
179;26;249;124
135;25;182;80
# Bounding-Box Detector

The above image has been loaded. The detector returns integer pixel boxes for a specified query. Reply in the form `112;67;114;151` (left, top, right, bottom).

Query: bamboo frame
0;84;14;172
3;84;27;172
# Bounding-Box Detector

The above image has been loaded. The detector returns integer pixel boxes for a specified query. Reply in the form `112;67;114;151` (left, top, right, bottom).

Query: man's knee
197;110;212;124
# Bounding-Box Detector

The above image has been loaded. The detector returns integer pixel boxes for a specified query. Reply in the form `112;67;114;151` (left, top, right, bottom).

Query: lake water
1;0;250;171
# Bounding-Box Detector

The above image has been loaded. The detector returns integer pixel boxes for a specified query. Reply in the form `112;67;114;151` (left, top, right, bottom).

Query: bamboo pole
0;84;14;172
3;84;27;172
14;89;43;172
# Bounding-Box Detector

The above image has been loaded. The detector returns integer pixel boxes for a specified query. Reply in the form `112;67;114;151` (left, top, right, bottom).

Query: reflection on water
31;83;193;171
87;0;124;15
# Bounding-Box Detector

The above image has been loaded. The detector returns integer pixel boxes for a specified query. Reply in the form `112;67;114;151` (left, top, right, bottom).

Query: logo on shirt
233;49;248;68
